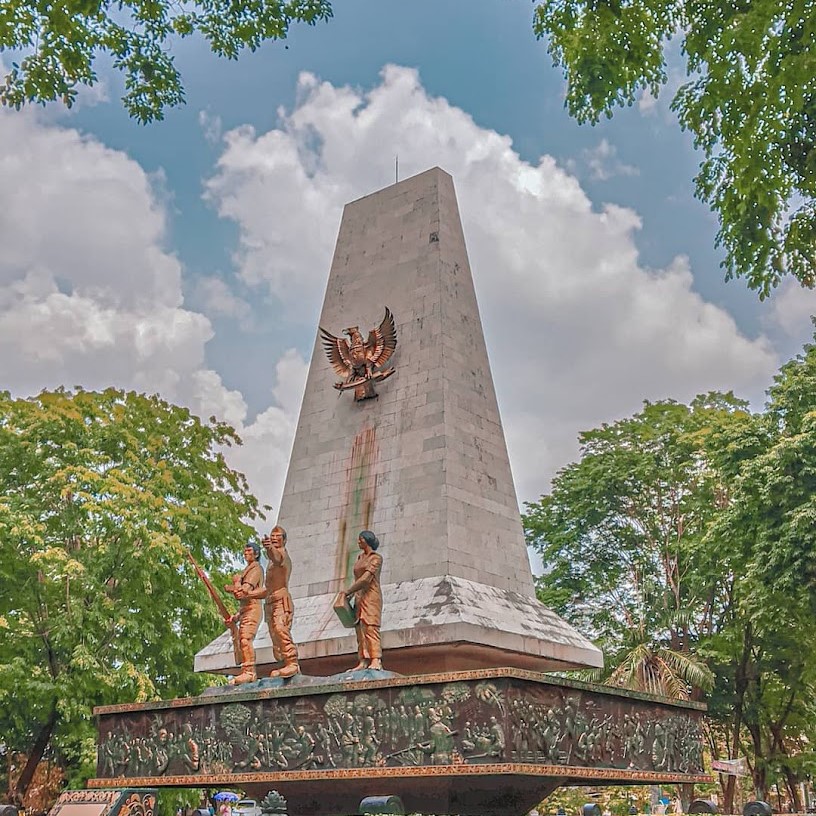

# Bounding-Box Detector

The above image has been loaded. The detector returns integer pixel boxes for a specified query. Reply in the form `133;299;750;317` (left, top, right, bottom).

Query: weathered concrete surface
196;576;602;674
195;168;602;675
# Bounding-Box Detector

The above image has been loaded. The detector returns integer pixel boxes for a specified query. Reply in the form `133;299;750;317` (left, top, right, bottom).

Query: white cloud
272;348;310;417
759;277;816;372
205;65;783;502
194;275;252;320
229;349;309;517
767;278;816;340
0;107;300;516
72;78;110;110
0;110;206;394
198;110;223;145
567;138;639;181
638;88;660;113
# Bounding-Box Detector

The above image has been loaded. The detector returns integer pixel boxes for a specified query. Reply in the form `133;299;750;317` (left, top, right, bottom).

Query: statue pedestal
91;668;709;816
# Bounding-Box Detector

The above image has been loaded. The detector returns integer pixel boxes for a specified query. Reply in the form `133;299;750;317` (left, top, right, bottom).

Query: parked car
233;801;262;816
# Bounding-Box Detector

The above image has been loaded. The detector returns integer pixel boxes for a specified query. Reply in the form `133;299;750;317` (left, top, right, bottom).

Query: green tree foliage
525;395;743;698
532;0;816;297
0;387;262;801
718;335;816;602
0;0;332;122
702;334;816;806
524;368;816;807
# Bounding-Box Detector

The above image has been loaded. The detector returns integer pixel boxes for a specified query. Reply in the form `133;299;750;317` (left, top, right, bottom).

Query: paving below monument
91;668;709;816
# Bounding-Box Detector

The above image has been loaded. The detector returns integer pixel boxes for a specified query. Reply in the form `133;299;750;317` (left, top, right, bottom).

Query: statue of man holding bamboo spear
224;540;264;684
187;539;267;684
186;549;242;672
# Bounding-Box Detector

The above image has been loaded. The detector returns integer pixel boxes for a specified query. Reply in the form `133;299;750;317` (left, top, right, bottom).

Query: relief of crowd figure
99;686;703;777
459;717;505;760
323;699;385;768
652;715;704;773
228;710;324;771
100;711;324;777
101;703;455;776
378;687;504;767
507;695;703;773
101;684;509;776
323;692;437;766
100;722;221;778
384;704;448;767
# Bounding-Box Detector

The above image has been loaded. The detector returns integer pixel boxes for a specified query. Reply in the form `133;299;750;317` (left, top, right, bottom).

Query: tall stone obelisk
196;168;602;676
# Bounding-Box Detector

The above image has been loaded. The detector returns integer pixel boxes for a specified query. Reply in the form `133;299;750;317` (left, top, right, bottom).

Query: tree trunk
678;783;694;812
0;749;9;805
724;623;752;814
9;704;57;803
752;761;769;804
783;766;802;812
722;776;737;815
746;717;768;801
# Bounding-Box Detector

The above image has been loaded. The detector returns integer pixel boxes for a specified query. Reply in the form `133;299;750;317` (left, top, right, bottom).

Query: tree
702;329;816;805
0;387;262;802
700;589;816;809
525;361;816;811
532;0;816;298
525;394;745;687
0;0;332;122
523;394;743;808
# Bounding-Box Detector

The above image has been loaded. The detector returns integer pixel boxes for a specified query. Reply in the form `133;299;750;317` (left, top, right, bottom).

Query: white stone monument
196;168;602;676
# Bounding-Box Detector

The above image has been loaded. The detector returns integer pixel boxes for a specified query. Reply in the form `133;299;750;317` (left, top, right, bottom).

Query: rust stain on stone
334;425;378;586
315;425;379;639
337;517;347;574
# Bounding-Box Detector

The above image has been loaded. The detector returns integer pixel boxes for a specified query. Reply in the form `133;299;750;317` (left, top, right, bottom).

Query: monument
89;169;709;815
196;167;602;678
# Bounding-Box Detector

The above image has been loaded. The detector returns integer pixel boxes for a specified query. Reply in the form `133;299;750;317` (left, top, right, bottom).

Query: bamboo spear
186;549;242;667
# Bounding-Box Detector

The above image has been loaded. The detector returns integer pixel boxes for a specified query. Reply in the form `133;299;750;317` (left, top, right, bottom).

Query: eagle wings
319;308;398;396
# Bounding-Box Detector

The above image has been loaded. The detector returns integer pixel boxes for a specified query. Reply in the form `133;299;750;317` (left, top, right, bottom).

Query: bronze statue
224;540;264;684
246;525;300;678
186;549;241;666
344;530;384;671
319;307;397;401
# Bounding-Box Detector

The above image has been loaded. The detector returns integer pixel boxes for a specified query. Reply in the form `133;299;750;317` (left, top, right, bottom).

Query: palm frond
606;641;712;699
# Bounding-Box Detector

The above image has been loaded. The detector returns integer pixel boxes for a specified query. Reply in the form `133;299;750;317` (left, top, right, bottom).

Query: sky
1;0;815;533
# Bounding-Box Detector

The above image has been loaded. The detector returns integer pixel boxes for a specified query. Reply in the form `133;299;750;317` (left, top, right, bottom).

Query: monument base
292;641;594;678
195;577;604;677
92;669;709;816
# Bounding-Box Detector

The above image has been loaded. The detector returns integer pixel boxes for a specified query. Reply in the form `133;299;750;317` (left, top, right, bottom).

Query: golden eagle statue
319;307;398;401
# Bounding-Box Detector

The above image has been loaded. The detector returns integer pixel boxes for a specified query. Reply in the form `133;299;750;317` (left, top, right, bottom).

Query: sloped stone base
194;576;603;676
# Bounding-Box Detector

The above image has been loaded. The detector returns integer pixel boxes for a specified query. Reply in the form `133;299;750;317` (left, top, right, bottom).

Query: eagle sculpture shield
319;307;398;401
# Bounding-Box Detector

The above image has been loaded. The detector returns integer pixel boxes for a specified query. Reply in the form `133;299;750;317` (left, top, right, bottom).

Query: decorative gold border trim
49;788;122;816
88;765;711;787
58;791;122;802
94;668;706;715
